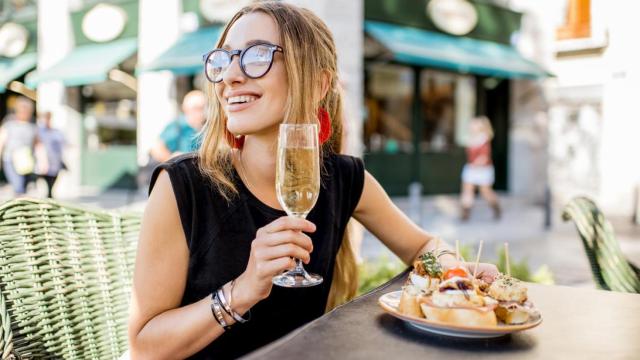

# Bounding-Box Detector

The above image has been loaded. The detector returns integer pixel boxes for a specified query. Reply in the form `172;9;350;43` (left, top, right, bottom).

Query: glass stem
294;258;306;274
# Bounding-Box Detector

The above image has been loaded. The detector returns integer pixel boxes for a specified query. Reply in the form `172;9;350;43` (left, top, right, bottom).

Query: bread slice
398;286;423;318
420;302;498;327
495;303;531;325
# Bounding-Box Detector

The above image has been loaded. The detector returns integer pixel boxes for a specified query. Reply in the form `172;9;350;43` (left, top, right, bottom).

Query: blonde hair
197;1;357;311
473;116;494;140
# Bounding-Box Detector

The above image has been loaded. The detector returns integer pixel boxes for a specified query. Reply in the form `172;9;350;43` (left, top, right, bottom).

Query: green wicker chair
562;196;640;293
0;198;141;359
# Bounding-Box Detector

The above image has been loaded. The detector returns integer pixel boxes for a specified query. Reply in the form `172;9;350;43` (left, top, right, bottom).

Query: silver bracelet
436;249;457;259
210;293;230;330
217;281;250;323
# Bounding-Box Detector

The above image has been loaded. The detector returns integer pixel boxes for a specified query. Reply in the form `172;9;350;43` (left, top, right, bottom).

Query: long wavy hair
197;1;358;311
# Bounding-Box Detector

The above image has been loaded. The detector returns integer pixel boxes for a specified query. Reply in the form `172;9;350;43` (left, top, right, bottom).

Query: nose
221;54;246;85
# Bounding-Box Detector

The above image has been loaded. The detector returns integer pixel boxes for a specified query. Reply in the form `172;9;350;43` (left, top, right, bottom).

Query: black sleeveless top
149;152;365;359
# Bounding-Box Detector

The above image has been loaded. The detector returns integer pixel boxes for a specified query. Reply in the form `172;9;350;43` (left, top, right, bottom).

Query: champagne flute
272;123;323;287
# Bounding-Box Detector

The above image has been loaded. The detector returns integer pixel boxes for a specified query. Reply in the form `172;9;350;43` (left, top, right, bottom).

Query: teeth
228;95;258;104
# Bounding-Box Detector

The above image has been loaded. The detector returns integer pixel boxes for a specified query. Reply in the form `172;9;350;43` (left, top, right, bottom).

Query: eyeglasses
202;43;284;83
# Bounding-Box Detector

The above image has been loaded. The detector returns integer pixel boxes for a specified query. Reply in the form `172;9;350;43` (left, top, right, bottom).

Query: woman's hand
233;216;316;310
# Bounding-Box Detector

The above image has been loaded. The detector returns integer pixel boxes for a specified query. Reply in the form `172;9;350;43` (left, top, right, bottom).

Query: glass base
272;269;323;288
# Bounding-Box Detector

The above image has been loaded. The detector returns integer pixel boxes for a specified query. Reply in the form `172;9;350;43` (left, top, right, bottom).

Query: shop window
82;82;136;150
81;55;137;150
364;63;414;154
420;70;475;152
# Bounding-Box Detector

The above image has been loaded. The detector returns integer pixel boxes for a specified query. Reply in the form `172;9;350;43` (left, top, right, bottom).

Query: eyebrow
221;39;278;50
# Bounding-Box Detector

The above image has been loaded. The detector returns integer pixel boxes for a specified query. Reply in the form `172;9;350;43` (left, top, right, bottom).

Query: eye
242;45;274;78
206;50;231;82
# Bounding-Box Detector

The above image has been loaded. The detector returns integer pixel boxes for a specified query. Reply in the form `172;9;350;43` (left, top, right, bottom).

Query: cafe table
242;270;640;359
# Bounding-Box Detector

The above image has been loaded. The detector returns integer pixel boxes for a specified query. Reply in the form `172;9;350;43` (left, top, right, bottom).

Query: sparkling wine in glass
272;123;323;287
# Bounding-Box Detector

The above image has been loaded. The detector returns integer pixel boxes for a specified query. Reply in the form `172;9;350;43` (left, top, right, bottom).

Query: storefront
363;0;548;195
27;0;139;189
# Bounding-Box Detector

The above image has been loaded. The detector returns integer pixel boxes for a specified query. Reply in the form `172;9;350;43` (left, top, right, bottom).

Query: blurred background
1;0;639;292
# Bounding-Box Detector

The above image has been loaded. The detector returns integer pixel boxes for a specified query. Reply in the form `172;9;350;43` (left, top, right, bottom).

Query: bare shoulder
141;169;185;249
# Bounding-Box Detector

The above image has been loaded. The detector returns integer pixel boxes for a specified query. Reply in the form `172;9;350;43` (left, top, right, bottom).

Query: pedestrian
35;111;65;198
460;116;501;221
127;3;498;359
0;96;38;196
149;90;206;163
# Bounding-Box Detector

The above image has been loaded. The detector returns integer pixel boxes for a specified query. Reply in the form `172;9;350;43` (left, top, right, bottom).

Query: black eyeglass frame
202;43;284;83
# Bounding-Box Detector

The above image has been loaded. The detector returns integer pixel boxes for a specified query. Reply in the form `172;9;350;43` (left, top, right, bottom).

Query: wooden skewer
473;240;484;278
455;239;460;262
434;237;440;253
504;242;511;276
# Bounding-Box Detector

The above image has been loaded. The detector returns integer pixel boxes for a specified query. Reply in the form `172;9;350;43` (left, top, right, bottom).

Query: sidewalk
4;182;639;288
0;182;148;213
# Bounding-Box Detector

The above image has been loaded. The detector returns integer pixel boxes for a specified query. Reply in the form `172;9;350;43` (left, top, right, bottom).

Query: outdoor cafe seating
0;198;139;359
0;196;637;359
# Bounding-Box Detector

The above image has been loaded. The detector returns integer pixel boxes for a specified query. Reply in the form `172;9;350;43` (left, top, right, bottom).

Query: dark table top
243;270;640;360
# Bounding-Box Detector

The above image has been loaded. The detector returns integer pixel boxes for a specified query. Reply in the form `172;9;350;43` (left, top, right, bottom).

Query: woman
460;116;501;221
0;96;38;196
128;3;498;359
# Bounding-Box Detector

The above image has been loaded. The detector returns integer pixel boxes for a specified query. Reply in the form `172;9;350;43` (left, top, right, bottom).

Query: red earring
318;107;332;145
226;130;245;149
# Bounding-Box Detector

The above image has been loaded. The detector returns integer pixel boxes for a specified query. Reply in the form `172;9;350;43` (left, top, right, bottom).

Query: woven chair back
562;196;640;293
0;198;141;359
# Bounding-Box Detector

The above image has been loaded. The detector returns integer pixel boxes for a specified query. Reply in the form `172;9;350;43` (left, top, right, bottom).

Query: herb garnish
419;251;443;278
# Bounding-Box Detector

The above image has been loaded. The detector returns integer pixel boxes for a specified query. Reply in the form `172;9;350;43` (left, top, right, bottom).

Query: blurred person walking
150;90;206;163
35;111;65;198
460;116;501;221
0;97;38;196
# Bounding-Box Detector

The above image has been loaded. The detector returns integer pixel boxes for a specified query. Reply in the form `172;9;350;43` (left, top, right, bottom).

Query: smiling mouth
228;95;260;105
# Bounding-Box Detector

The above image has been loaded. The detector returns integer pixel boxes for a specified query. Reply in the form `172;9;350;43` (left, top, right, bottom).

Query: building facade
16;0;554;207
513;0;640;218
361;0;549;199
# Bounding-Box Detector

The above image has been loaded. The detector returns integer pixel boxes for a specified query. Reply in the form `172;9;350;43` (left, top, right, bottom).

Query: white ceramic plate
378;290;542;339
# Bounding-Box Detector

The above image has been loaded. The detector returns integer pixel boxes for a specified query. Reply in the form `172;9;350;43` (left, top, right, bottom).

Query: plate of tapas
378;243;542;338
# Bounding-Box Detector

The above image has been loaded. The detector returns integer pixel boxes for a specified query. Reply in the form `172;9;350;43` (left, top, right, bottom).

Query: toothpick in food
473;240;484;278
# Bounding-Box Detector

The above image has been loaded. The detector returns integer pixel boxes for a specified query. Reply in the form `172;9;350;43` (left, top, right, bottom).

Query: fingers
261;230;313;252
256;257;297;278
258;243;311;264
258;216;316;236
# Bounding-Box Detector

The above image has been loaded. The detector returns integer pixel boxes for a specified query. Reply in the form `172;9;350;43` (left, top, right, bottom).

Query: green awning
26;38;137;88
0;53;37;93
365;21;549;79
141;26;221;75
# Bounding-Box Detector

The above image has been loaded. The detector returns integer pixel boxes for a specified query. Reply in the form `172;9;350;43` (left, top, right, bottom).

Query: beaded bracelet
210;292;231;331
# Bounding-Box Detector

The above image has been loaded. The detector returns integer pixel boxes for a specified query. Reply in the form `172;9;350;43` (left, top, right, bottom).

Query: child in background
460;116;501;221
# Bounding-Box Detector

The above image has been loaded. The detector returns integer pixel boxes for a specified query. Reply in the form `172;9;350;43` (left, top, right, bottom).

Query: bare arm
353;171;453;265
149;140;172;163
128;170;229;359
353;171;498;279
128;170;316;359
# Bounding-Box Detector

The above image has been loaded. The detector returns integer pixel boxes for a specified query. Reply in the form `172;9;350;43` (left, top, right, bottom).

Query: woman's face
214;12;288;138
